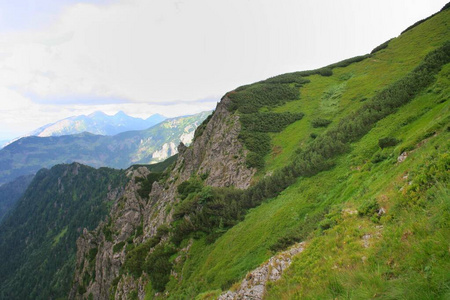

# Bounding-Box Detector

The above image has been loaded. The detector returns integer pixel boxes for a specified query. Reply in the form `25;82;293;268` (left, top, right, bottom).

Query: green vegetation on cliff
134;7;449;299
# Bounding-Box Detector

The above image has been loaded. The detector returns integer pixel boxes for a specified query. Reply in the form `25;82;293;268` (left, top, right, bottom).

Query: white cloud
0;0;447;139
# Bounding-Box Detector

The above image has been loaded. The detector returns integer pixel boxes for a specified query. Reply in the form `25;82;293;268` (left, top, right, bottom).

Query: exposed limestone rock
397;151;408;163
218;242;305;300
177;96;255;189
70;167;149;300
70;97;255;300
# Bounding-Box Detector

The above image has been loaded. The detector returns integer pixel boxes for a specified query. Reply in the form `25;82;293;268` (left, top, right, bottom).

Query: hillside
0;5;447;300
68;6;449;300
29;111;166;137
0;163;129;300
0;174;34;222
0;111;210;185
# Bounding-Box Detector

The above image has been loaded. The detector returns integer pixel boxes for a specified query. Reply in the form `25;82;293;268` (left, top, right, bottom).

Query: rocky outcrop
219;242;305;300
70;97;255;300
70;167;150;300
176;96;255;189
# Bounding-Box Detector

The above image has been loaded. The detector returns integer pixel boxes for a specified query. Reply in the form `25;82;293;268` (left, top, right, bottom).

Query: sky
0;0;447;141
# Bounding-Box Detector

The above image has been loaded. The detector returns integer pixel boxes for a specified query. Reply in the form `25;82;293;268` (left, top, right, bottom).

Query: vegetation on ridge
0;164;128;300
143;8;449;298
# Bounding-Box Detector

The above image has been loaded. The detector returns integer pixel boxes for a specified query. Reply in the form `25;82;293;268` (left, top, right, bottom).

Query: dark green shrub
227;83;299;113
238;131;271;156
379;137;400;149
134;224;143;237
122;241;152;278
261;73;310;85
311;118;332;128
113;242;125;253
371;39;393;54
245;152;265;169
200;172;209;180
177;179;203;200
358;199;379;218
318;67;333;76
136;172;161;199
103;226;113;242
240;112;304;132
371;153;388;163
310;133;317;139
143;244;176;292
269;234;302;252
87;248;98;263
326;54;371;69
77;284;86;295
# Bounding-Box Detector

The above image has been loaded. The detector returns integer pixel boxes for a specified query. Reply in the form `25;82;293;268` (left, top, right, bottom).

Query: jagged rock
177;96;255;189
377;207;386;216
177;142;187;154
218;242;305;300
70;98;255;300
397;152;408;163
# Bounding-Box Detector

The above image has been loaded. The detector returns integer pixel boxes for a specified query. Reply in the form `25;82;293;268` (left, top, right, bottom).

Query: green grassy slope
153;8;449;299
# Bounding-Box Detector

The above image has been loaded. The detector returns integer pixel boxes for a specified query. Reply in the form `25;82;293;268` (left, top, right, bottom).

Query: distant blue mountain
29;111;167;137
0;111;211;185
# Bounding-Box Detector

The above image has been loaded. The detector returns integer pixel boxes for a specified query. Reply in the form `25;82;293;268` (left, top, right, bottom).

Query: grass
265;9;450;172
145;9;450;299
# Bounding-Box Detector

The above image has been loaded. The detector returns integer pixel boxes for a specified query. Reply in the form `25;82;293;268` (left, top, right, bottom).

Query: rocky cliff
70;98;255;300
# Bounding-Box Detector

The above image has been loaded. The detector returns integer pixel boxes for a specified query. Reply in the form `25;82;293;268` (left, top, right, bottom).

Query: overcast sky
0;0;447;140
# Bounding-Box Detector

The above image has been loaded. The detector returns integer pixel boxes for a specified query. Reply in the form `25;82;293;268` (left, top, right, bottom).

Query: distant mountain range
29;111;167;137
0;111;210;185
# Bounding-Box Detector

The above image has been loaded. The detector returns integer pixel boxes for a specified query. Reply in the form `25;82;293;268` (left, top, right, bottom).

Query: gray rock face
70;167;150;300
177;96;255;189
218;242;305;300
70;97;254;300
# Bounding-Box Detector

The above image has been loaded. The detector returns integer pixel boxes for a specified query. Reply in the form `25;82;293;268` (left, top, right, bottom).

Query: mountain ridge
29;111;167;138
68;6;449;299
0;5;448;300
0;111;210;185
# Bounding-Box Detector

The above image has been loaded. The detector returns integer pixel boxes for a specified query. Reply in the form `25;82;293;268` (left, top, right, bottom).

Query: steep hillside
68;6;449;300
0;174;34;222
70;93;254;300
0;111;210;185
0;163;128;300
29;111;166;137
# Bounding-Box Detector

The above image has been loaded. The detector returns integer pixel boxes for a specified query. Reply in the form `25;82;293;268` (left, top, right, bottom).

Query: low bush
371;38;393;54
378;137;400;149
318;67;333;76
240;112;304;132
136;172;162;199
143;243;177;292
227;83;299;114
358;199;380;219
311;118;332;128
113;242;125;253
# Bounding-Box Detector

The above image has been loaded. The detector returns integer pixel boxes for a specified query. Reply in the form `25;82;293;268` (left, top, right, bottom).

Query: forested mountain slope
0;174;34;223
69;5;449;300
0;164;128;300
